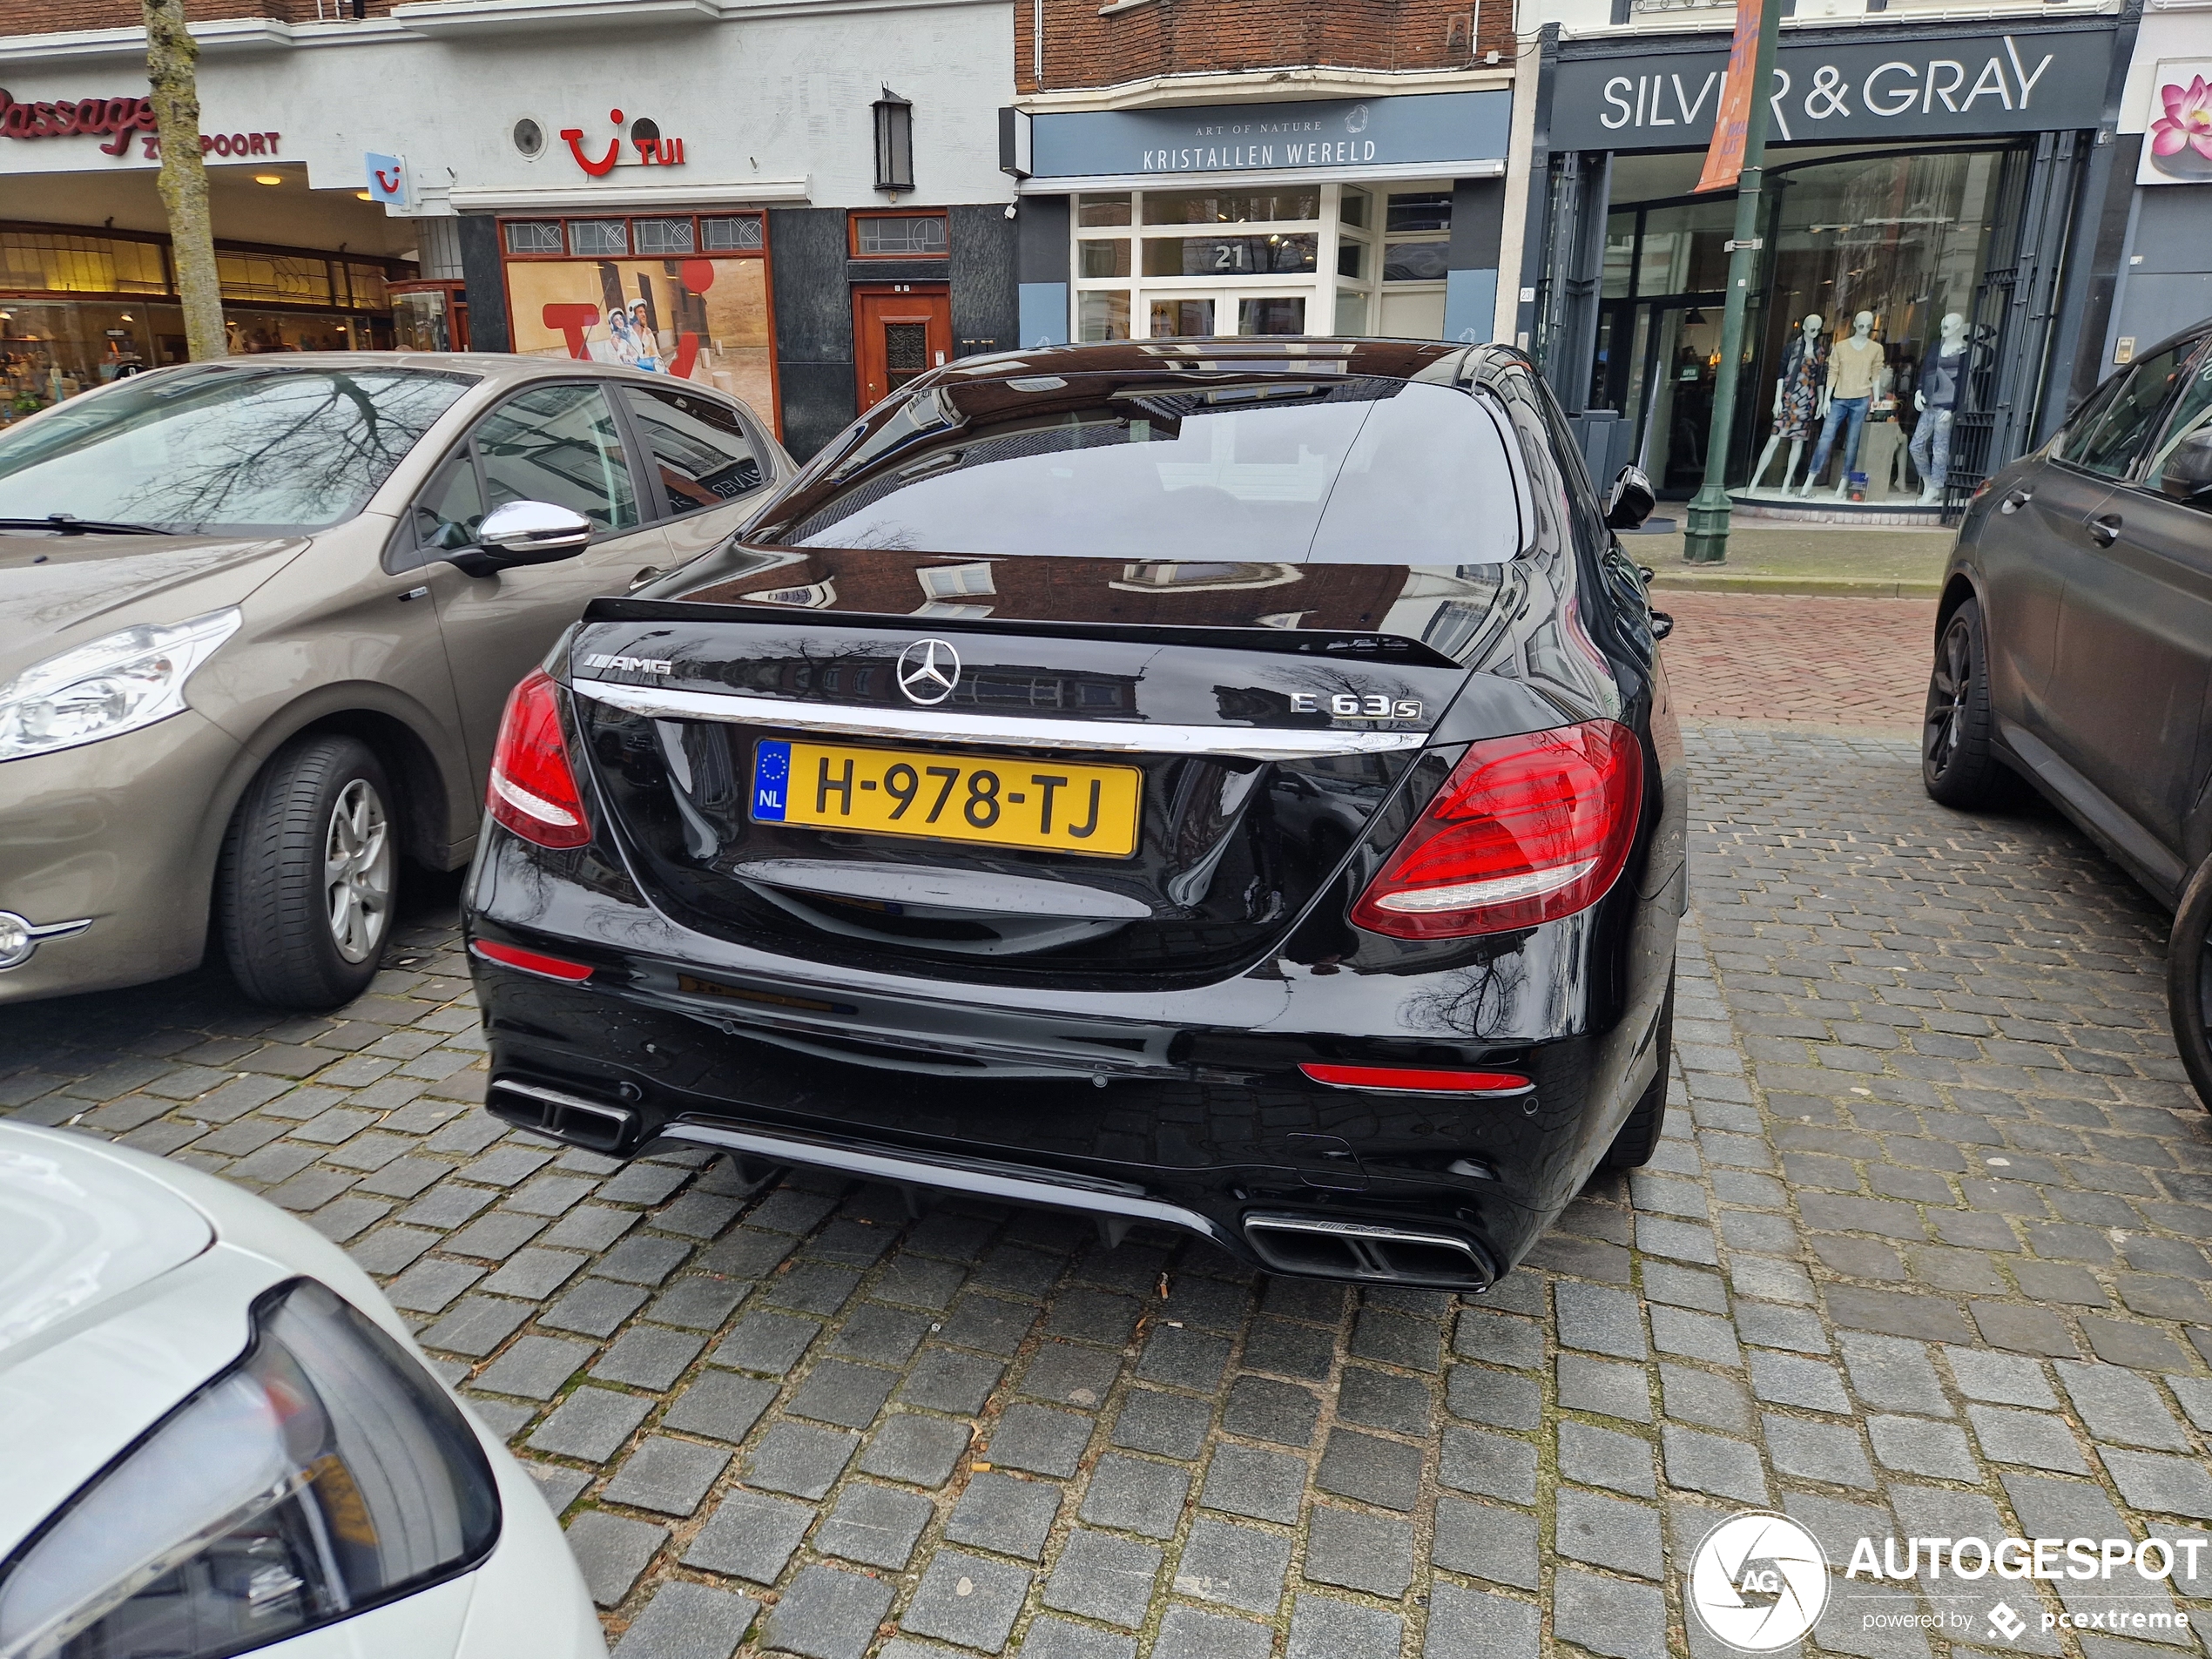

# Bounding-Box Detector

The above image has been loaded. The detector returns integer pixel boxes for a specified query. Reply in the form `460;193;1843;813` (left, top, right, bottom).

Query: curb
1648;573;1942;597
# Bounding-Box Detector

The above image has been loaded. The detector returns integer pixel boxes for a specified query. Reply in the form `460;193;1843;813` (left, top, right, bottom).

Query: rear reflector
1352;718;1642;939
471;939;593;982
1301;1062;1529;1095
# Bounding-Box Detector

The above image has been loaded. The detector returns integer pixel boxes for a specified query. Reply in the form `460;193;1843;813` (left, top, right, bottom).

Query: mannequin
1750;314;1824;493
1801;311;1880;497
1912;312;1967;504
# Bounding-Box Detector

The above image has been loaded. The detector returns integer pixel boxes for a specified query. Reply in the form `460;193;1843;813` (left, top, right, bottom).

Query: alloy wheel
1925;617;1971;772
324;778;393;964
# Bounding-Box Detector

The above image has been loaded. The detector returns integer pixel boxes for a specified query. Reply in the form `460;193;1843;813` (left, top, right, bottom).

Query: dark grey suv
1920;320;2212;1105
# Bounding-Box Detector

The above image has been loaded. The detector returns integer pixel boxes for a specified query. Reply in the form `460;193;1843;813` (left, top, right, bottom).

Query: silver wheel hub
325;779;393;965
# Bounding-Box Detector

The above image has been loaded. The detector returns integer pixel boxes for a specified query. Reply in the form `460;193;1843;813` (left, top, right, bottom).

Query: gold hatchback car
0;354;793;1008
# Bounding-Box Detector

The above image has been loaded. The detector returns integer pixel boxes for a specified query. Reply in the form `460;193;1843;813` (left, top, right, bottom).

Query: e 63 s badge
1290;692;1423;720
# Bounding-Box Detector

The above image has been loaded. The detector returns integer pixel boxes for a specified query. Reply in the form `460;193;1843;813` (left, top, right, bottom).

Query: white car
0;1122;606;1659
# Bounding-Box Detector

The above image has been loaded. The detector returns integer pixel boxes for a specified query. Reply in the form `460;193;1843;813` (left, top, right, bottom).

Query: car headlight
0;608;241;764
0;1279;500;1659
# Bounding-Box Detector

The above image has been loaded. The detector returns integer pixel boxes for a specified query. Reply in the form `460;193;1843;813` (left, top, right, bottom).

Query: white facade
0;0;1016;225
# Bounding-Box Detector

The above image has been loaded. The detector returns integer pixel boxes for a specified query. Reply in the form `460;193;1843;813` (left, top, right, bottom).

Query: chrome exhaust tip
1243;1213;1494;1291
487;1077;639;1154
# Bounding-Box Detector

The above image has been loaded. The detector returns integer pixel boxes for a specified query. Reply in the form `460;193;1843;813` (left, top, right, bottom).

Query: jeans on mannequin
1910;408;1952;489
1806;395;1871;484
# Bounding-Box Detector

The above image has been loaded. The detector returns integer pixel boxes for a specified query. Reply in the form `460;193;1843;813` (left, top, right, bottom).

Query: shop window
1383;244;1450;283
853;213;949;258
1143;188;1318;226
621;384;764;513
1386;192;1452;233
1238;298;1305;337
700;216;764;252
1080;240;1131;279
1143;236;1316;278
635;218;697;256
1150;299;1214;339
1340;189;1371;229
1338;244;1366;280
347;262;390;310
567;219;628;258
500;214;774;421
1076;194;1132;227
504;220;563;255
0;231;167;296
1333;292;1368;336
1078;293;1130;342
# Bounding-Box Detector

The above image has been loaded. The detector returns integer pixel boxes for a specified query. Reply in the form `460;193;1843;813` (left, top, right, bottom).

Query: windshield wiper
0;515;166;536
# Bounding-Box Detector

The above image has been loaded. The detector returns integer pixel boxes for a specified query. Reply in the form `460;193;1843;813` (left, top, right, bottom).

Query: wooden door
854;287;952;409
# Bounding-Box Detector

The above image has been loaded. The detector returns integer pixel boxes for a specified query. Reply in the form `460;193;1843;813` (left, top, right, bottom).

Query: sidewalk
1629;523;1954;598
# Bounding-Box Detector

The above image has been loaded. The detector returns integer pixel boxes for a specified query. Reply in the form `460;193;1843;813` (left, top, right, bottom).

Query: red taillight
1301;1062;1530;1095
488;669;590;849
470;938;593;982
1352;718;1642;939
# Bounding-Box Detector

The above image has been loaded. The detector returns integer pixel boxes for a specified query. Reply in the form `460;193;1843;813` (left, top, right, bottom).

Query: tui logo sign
558;107;688;178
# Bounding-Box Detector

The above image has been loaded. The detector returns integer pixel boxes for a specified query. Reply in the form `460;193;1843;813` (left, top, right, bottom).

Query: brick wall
1014;0;1517;96
0;0;398;36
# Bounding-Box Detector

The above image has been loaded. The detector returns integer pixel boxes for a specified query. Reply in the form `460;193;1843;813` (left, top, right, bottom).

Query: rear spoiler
580;597;1466;671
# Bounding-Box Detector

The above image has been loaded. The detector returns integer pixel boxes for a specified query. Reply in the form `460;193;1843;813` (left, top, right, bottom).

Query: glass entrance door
1626;300;1725;496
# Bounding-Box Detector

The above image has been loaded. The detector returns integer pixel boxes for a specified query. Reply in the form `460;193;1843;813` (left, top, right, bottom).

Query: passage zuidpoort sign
1689;1509;2204;1652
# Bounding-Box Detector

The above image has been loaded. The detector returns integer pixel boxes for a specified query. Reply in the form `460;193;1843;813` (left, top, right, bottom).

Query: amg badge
585;653;674;676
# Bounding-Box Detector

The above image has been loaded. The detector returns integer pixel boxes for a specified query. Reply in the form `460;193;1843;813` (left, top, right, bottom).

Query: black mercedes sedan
461;340;1685;1291
1920;319;2212;1108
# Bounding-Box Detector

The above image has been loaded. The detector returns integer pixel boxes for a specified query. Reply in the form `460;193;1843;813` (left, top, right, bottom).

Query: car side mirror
447;500;593;577
1603;465;1656;530
1649;609;1675;641
2157;428;2212;504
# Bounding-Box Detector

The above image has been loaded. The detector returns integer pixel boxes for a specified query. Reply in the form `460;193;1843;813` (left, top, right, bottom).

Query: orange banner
1695;0;1764;192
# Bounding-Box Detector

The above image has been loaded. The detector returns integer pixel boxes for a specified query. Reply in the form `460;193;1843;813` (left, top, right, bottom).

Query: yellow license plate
750;739;1143;858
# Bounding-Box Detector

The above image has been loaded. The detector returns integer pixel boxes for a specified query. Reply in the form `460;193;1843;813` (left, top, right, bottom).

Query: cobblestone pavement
1661;592;1936;731
7;718;2212;1659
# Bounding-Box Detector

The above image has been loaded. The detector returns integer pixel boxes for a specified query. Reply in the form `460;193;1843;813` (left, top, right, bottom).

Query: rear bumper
469;923;1672;1290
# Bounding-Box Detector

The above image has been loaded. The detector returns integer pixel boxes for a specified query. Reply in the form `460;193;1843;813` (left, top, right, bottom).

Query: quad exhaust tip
1244;1213;1494;1291
488;1078;639;1154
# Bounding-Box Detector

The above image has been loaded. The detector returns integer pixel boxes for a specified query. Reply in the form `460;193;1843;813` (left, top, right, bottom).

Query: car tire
219;735;397;1009
1922;598;2013;808
1604;971;1676;1169
2168;856;2212;1113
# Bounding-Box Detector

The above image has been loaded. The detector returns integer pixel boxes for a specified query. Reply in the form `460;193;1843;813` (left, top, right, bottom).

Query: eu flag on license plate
753;740;790;821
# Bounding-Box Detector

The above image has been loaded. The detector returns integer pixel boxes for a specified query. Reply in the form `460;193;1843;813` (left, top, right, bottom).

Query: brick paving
1661;591;1936;731
8;675;2212;1656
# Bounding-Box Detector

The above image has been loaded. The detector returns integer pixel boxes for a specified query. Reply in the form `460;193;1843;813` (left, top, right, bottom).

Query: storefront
0;0;1018;456
2102;7;2212;382
1004;89;1516;346
1528;16;2125;512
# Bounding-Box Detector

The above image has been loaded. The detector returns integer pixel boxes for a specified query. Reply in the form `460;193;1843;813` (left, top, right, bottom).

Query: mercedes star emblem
895;637;961;705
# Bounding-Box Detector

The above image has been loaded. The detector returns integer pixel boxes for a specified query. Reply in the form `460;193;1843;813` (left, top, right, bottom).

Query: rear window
762;375;1521;564
0;364;474;535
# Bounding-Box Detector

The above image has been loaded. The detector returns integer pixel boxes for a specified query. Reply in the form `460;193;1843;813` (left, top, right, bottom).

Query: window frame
496;212;767;263
618;380;773;523
2129;333;2212;501
848;210;952;260
388;376;653;571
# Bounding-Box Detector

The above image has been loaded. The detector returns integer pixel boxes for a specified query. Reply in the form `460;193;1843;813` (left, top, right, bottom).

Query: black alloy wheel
1603;971;1676;1169
1922;598;2013;808
2168;856;2212;1112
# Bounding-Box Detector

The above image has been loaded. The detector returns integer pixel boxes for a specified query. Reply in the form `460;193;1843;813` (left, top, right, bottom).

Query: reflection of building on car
0;353;792;1008
1919;318;2212;1108
0;1121;607;1659
462;337;1683;1294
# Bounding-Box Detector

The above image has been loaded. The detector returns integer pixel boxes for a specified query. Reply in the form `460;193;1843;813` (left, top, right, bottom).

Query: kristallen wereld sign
1548;22;2115;152
1029;90;1511;185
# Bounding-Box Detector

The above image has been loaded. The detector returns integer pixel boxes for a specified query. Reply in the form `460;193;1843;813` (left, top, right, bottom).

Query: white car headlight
0;1279;500;1659
0;608;241;764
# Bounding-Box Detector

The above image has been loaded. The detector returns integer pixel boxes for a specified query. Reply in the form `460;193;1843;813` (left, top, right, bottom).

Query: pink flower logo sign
2150;71;2212;179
